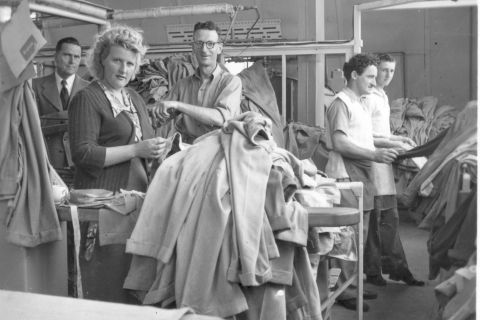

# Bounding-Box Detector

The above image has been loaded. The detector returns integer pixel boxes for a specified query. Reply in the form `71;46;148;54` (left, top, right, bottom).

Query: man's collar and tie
60;79;69;110
55;73;75;110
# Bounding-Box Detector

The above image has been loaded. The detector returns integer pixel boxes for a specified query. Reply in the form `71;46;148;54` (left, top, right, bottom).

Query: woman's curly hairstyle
86;24;148;80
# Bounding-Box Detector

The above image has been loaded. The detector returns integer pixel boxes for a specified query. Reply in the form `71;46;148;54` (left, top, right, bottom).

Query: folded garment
69;189;115;207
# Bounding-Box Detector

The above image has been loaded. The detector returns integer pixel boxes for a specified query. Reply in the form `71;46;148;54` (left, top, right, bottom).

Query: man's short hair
193;21;222;37
377;53;395;63
55;37;81;52
343;53;379;81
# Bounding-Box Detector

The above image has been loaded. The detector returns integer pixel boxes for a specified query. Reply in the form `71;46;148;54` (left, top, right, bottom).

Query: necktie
60;79;69;110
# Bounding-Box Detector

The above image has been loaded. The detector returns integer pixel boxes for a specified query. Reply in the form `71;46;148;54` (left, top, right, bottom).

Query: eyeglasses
192;41;220;49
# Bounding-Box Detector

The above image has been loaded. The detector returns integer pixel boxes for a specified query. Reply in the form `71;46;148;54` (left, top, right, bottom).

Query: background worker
32;37;89;170
363;53;424;287
151;20;242;143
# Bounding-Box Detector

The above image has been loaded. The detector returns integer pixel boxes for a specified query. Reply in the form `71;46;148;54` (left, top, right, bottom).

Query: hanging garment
427;189;476;279
399;101;477;207
283;122;329;172
1;80;62;246
238;61;285;147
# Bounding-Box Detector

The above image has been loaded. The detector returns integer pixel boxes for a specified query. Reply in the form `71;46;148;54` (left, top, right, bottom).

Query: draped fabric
398;101;477;281
399;101;477;207
1;81;61;246
124;112;321;319
238;61;285;147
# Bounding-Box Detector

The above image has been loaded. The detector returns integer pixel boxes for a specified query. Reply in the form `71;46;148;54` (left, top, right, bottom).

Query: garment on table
264;167;294;233
283;122;329;172
68;81;154;192
125;113;274;316
67;188;145;243
237;245;324;320
167;64;242;143
238;61;285;147
125;112;320;319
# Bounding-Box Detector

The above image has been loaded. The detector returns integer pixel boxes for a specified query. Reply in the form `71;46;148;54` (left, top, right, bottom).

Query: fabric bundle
398;101;477;281
129;54;196;104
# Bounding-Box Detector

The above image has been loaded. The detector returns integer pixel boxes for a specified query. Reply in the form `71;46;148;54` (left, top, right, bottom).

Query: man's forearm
374;137;401;148
176;102;224;126
333;134;376;161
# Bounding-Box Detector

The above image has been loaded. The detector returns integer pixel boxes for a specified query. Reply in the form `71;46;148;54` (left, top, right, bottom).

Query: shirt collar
343;87;363;103
97;81;132;118
55;73;75;91
372;87;386;97
193;64;221;80
361;87;386;100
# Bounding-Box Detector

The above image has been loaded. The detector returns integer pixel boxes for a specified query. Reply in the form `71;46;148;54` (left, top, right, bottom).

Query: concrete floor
331;217;441;320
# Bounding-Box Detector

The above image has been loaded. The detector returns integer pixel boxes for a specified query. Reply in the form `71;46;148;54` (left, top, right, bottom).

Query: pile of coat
390;96;461;196
390;96;458;146
398;101;477;281
123;112;323;320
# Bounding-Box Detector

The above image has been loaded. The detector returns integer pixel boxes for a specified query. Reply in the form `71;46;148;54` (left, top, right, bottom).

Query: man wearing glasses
151;21;242;143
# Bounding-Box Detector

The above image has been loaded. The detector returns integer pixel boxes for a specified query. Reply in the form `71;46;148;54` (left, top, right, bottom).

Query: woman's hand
135;137;167;159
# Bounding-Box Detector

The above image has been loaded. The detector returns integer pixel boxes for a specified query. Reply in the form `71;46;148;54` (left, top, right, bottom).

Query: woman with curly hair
69;24;165;192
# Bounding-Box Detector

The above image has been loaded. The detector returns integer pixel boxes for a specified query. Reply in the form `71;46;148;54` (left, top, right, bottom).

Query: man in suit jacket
33;37;89;170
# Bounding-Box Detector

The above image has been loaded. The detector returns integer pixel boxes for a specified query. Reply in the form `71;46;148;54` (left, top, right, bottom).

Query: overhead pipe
34;0;109;19
39;16;97;29
112;3;256;21
29;3;107;25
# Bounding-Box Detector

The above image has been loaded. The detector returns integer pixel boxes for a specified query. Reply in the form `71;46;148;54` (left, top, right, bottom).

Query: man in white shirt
363;53;424;287
326;53;399;312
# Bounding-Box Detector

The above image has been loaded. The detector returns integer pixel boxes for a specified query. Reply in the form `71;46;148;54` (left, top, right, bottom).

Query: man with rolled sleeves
150;21;242;143
325;53;399;312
